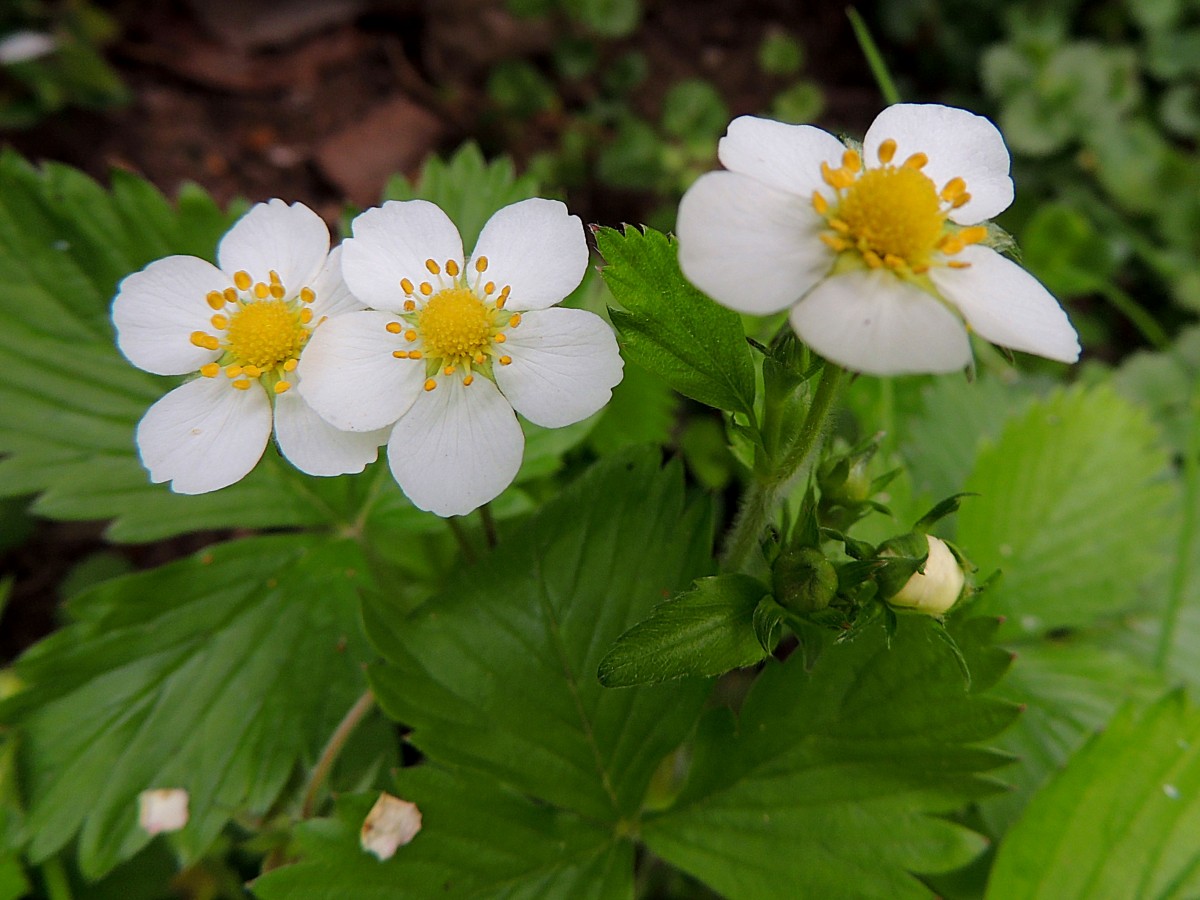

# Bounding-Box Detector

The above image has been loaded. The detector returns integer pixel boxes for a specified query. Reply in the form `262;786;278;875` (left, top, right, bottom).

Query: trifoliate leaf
958;386;1173;637
364;448;715;823
0;536;373;879
642;617;1019;899
987;691;1200;900
598;574;771;687
381;143;541;249
254;768;632;899
598;225;757;416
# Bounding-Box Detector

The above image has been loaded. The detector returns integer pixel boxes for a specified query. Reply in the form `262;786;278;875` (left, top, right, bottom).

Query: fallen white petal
217;199;330;294
138;788;189;836
360;792;422;861
343;201;464;313
113;255;229;376
677;170;833;315
717;115;846;202
863;103;1013;224
387;376;524;517
495;307;623;428
136;377;273;494
273;388;385;476
297;311;425;432
931;246;1080;363
789;270;972;375
469;199;589;311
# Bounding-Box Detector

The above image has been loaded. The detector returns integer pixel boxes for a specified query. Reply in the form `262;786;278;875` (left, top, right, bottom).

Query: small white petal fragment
469;199;589;311
863;103;1013;224
138;788;189;836
495;307;624;428
217;199;330;294
931;245;1080;364
0;31;57;64
360;792;422;861
889;535;965;616
273;388;385;476
678;171;832;315
789;270;971;375
717;115;847;201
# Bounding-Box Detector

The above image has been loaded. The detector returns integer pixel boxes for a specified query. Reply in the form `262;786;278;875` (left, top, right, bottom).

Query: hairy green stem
447;518;478;564
721;363;844;572
847;8;901;105
301;689;377;819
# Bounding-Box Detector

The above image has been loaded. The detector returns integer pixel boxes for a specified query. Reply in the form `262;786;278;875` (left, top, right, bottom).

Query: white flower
677;104;1081;375
299;198;623;517
113;200;387;494
360;792;422;861
138;788;189;835
888;534;964;616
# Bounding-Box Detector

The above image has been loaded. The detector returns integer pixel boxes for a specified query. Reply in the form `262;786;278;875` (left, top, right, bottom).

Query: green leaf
958;386;1173;637
660;79;728;142
0;536;373;879
364;448;715;823
254;768;632;899
598;574;771;687
587;359;678;454
987;692;1200;900
642;617;1020;899
381;143;541;249
598;225;756;415
572;0;640;37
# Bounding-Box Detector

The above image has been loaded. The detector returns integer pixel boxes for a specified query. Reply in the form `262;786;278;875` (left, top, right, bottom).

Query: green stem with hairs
847;8;901;106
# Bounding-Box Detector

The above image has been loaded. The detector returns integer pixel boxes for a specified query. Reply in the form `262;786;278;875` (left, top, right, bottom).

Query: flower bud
138;788;189;835
888;534;964;616
772;546;838;613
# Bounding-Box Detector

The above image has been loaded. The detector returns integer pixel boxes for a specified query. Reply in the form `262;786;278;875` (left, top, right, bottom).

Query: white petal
273;389;385;476
342;201;464;313
863;103;1013;224
360;793;422;861
494;308;624;428
677;171;834;314
307;245;367;321
138;789;189;836
469;199;588;311
297;311;425;432
931;246;1080;363
136;377;272;494
113;256;229;375
0;31;57;64
387;377;523;517
717;115;847;201
789;270;971;375
217;199;331;293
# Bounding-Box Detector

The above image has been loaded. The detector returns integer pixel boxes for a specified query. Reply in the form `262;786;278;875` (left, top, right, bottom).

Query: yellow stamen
820;234;850;252
499;355;512;365
299;308;313;324
812;191;829;215
243;365;261;378
269;270;282;284
423;378;437;391
940;177;967;202
509;313;522;327
253;282;269;299
234;271;252;291
408;350;422;360
484;281;496;295
200;363;220;377
877;138;897;164
475;256;489;272
842;149;862;172
283;359;298;371
300;287;315;303
206;291;226;310
211;314;228;329
952;192;972;209
959;225;989;245
232;379;252;390
404;330;417;342
274;381;291;394
393;350;408;359
495;333;506;343
883;253;906;270
404;299;416;311
420;282;433;296
446;259;460;277
223;288;238;304
463;374;474;386
386;321;403;334
863;250;883;268
443;365;455;376
401;278;414;295
829;218;850;234
425;259;441;275
903;152;929;170
225;365;243;378
947;260;972;269
190;331;220;351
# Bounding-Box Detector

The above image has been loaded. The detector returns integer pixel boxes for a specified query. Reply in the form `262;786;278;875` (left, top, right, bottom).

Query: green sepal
751;596;788;654
913;492;977;532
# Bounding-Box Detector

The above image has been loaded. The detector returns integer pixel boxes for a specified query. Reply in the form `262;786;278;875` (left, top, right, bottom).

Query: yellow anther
404;329;417;342
821;161;855;189
425;259;441;275
299;308;313;324
225;365;243;378
190;331;220;351
274;381;291;394
206;291;226;310
509;313;522;327
253;282;269;299
475;256;489;273
863;250;883;268
445;259;459;277
420;282;433;296
947;260;972;269
463;374;474;386
911;263;930;274
903;152;929;170
959;225;988;245
952;192;972;209
283;359;298;371
393;350;408;359
423;378;437;391
443;365;455;376
829;218;850;234
495;333;506;343
269;283;285;299
386;321;403;334
269;270;282;284
842;148;862;172
940;239;964;255
484;281;496;295
404;299;416;311
223;287;238;304
243;364;261;378
211;314;228;329
940;177;967;201
200;363;220;377
883;253;906;270
499;355;512;365
877;138;897;164
409;350;422;360
234;271;252;291
232;379;252;391
820;233;850;252
401;278;415;295
300;287;316;303
474;353;486;364
812;191;829;215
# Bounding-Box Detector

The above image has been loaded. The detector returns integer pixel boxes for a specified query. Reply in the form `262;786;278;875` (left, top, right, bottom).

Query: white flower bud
138;788;189;835
889;534;964;616
360;792;422;861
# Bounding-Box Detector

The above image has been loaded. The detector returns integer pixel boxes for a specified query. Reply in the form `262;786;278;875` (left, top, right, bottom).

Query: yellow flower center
383;256;520;392
812;139;987;275
418;288;493;361
190;269;316;394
